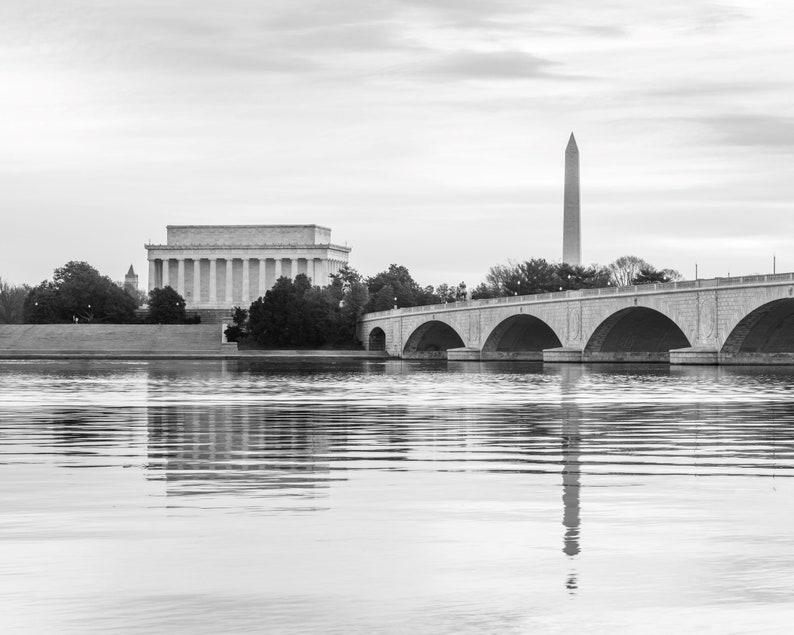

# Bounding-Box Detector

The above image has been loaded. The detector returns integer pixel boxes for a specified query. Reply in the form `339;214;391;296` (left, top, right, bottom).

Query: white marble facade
145;225;351;309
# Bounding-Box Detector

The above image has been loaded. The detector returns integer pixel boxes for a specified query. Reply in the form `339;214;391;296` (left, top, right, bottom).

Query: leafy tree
366;264;424;310
249;275;318;347
429;282;467;303
328;263;363;291
434;283;456;303
0;278;28;324
339;281;369;343
632;266;683;285
472;259;562;298
470;259;613;299
23;284;61;323
368;283;397;312
224;307;248;342
147;286;187;324
306;286;344;343
554;263;611;291
470;282;499;300
363;264;468;310
328;265;370;343
246;272;369;348
127;287;147;307
632;267;667;285
23;261;137;323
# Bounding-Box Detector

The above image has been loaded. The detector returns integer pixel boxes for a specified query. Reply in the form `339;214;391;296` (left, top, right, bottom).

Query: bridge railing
360;272;794;320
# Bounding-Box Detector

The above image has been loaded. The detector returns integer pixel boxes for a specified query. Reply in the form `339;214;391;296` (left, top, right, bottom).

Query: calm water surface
1;360;794;634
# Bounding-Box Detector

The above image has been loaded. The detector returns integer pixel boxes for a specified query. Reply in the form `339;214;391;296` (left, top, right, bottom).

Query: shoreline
0;350;392;361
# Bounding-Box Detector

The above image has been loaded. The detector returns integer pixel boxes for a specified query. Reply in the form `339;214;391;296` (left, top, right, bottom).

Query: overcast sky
2;0;793;289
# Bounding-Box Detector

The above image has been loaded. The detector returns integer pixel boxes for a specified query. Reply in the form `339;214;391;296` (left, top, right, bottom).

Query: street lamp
393;296;397;310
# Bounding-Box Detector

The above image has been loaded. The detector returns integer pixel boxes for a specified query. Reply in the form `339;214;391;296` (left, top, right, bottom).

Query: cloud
643;81;778;100
701;115;794;150
0;0;792;288
417;49;560;80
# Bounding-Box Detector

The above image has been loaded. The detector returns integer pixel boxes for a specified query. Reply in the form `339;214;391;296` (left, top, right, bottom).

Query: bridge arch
721;298;794;359
584;306;691;362
368;327;386;351
482;314;562;360
403;320;465;359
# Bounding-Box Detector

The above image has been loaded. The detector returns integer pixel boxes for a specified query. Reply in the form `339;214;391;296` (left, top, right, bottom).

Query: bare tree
608;255;651;287
0;277;28;324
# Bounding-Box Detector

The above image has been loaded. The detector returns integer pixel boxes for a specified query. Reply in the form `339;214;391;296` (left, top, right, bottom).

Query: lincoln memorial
145;225;351;312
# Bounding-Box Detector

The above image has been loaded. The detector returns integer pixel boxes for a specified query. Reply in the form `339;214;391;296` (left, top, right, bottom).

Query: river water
1;359;793;634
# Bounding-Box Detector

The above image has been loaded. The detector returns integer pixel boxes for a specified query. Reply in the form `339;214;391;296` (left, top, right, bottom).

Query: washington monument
562;132;581;265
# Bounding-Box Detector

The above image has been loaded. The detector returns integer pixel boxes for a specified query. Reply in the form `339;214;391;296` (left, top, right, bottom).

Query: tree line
226;256;680;348
470;255;681;299
227;263;469;347
2;256;682;351
1;261;198;325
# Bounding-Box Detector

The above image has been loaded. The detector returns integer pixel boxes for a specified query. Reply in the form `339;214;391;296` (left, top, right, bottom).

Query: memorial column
258;259;266;297
162;259;170;288
225;258;234;304
148;259;156;292
193;259;201;306
209;258;217;305
177;259;185;297
274;258;282;282
242;258;250;305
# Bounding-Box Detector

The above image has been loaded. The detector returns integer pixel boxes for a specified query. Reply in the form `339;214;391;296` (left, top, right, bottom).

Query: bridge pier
583;352;671;363
481;351;544;361
447;347;482;361
542;347;583;363
669;347;719;365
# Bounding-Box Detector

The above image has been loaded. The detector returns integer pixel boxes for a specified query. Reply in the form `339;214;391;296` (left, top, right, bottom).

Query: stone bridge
357;273;794;364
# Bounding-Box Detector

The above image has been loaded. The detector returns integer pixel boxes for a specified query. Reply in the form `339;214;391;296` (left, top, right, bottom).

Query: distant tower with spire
562;132;581;265
124;264;139;297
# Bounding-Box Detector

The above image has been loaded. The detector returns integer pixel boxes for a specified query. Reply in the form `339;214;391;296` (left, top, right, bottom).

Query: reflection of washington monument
559;365;582;589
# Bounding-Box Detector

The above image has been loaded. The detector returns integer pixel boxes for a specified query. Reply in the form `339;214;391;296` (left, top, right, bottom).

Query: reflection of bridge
358;273;794;364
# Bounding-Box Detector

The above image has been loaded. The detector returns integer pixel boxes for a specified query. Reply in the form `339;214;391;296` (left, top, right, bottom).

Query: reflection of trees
32;408;141;458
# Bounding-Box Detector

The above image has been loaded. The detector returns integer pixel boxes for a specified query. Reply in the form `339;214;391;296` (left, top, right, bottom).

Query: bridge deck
358;273;794;365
